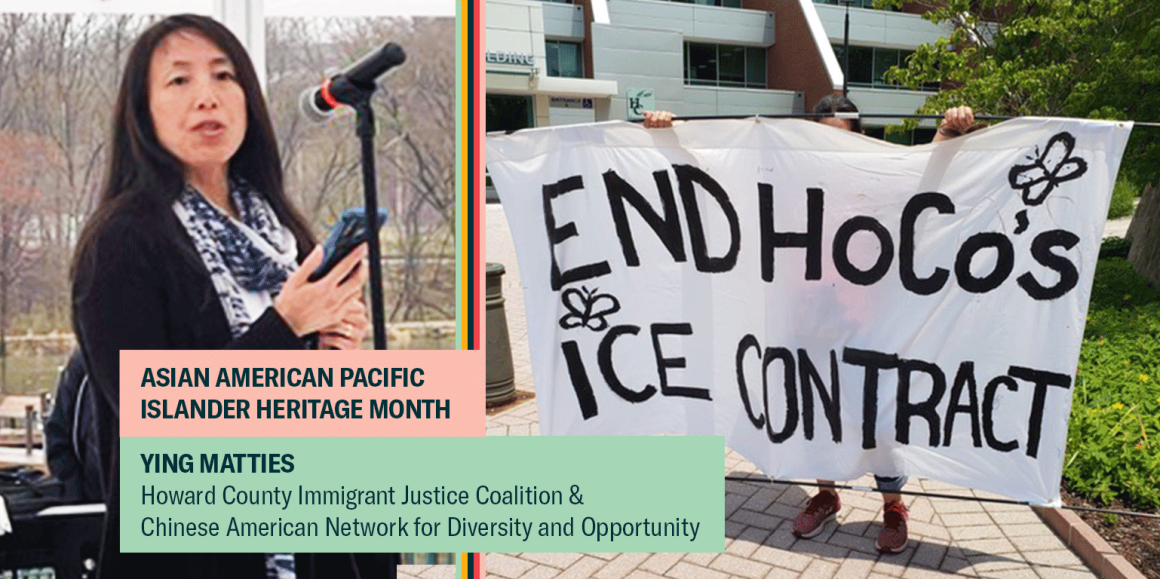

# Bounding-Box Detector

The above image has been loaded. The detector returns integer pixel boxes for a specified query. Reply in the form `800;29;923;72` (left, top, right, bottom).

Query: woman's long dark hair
73;14;314;277
813;94;863;134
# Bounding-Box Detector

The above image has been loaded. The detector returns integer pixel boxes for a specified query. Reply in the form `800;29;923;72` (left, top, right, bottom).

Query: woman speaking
71;14;371;577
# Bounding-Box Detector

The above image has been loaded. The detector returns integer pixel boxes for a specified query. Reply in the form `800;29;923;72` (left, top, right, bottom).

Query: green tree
879;0;1160;185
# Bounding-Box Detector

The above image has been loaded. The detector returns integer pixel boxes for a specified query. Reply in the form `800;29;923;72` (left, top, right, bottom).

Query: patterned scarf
173;179;298;336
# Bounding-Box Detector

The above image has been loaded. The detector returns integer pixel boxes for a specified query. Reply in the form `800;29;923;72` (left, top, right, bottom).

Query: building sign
626;87;655;120
550;97;594;109
486;51;535;67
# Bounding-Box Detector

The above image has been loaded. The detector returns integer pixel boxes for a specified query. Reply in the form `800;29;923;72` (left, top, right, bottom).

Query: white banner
486;118;1132;505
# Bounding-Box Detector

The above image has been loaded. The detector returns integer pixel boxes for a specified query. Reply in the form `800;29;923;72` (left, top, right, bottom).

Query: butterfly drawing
1007;131;1088;234
558;286;621;332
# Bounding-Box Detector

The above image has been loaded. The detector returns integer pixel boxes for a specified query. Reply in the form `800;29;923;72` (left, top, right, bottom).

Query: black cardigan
72;202;306;578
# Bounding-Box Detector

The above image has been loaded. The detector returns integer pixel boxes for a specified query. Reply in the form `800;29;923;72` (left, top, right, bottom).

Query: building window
832;44;938;90
813;0;901;11
546;40;584;78
684;43;766;88
487;95;535;133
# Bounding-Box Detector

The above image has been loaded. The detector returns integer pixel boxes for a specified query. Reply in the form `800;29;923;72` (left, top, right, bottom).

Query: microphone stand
330;87;388;350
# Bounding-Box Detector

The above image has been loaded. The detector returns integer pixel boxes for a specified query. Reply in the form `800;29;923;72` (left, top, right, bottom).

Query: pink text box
120;350;484;437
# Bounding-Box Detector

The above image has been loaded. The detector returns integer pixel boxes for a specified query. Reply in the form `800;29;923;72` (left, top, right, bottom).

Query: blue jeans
874;475;907;493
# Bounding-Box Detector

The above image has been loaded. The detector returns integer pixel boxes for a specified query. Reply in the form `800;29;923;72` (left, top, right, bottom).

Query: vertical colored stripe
454;0;468;352
454;0;482;352
456;0;465;351
457;0;466;348
456;552;481;578
454;0;464;352
466;0;475;348
470;0;483;351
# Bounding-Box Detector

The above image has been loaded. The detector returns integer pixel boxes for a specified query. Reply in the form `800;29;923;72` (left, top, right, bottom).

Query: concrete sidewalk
485;203;1114;579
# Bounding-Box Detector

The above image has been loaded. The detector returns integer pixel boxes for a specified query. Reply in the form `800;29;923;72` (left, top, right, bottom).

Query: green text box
121;436;723;552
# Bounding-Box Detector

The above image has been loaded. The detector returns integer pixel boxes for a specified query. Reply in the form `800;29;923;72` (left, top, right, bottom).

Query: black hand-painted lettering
558;286;620;332
598;325;656;403
943;362;982;448
762;348;799;443
673;165;740;273
833;216;894;285
895;359;946;447
1014;210;1030;235
760;185;824;282
982;376;1019;452
798;349;841;442
736;335;766;430
543;175;611;290
561;341;599;419
955;232;1014;293
604;169;686;267
1017;230;1080;300
1008;132;1088;206
900;192;954;295
1008;366;1071;459
651;323;709;400
1008;132;1088;232
842;347;900;450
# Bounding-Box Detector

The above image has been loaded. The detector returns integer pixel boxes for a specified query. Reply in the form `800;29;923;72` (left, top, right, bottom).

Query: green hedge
1067;244;1160;509
1107;177;1139;220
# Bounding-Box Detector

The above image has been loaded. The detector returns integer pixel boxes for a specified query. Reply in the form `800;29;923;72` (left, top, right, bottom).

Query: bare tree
266;16;456;322
0;14;152;335
0;130;53;386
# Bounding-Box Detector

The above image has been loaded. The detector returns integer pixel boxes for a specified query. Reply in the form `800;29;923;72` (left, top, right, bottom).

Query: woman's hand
935;106;975;142
319;297;370;350
643;110;676;129
273;244;369;336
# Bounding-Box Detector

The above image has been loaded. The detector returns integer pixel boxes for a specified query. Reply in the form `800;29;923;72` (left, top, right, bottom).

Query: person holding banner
795;96;980;553
643;98;978;554
70;15;372;578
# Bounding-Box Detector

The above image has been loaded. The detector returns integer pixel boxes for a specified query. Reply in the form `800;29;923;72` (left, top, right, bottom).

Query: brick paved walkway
399;565;455;579
487;400;1093;579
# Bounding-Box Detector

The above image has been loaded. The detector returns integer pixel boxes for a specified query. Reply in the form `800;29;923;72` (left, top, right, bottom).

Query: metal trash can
486;263;516;407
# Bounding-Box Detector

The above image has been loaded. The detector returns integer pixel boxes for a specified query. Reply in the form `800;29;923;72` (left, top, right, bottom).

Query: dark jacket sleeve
73;218;306;421
45;354;82;483
73;223;172;425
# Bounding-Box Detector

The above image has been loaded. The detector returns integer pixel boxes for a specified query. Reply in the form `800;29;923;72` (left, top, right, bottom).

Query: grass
1108;177;1140;220
0;353;71;397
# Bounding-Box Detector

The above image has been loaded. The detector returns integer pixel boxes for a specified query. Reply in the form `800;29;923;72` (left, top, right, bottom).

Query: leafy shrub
1107;177;1139;220
1099;236;1132;259
1068;258;1160;509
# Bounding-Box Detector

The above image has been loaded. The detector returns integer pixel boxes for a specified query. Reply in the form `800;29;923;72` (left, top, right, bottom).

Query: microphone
299;42;406;122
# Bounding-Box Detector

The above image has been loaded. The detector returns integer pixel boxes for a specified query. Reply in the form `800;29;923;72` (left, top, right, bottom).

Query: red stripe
319;77;341;111
471;0;484;351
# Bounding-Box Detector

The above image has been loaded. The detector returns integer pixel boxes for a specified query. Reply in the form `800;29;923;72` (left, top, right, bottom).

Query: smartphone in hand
308;208;389;282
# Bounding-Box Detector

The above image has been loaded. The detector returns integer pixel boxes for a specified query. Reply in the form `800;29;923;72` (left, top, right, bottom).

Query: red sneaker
792;492;840;538
877;500;909;553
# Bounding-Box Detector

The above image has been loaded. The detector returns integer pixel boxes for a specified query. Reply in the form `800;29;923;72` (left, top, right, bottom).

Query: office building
485;0;951;142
